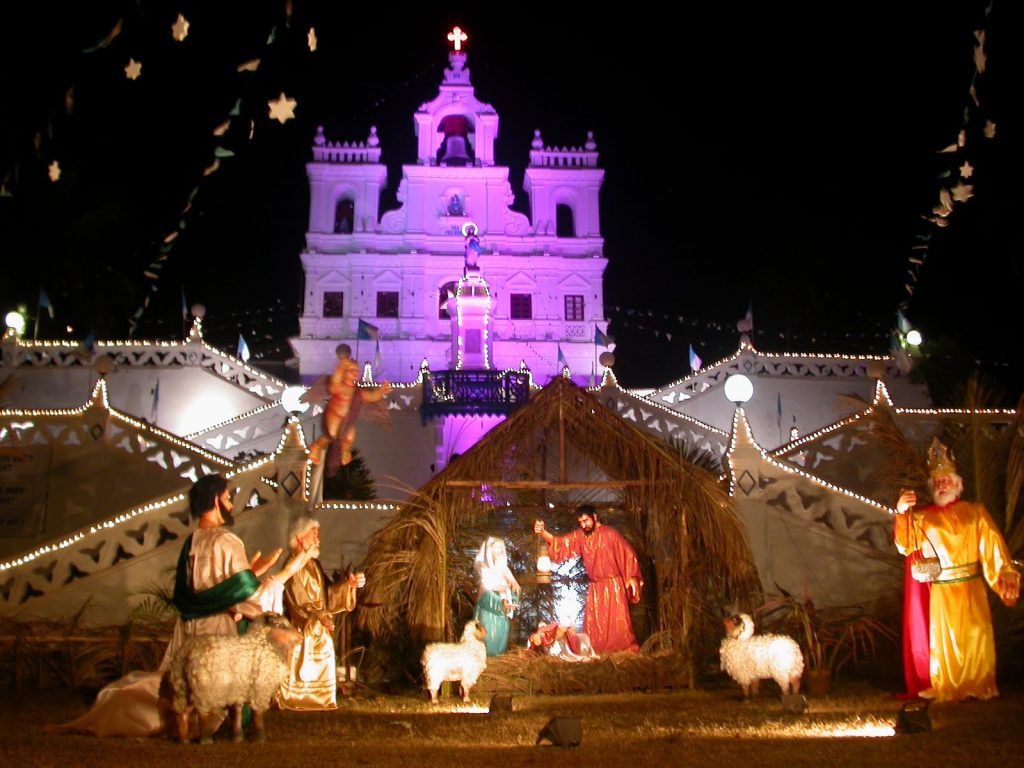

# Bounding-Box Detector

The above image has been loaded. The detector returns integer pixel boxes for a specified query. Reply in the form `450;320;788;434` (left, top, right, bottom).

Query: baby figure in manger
528;621;597;662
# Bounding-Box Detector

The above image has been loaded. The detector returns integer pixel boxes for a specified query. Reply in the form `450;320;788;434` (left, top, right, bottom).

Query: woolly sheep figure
719;613;804;699
421;619;488;703
166;613;301;744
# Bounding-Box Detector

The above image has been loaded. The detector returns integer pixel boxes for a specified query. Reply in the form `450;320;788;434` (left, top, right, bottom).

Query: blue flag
39;288;54;319
237;334;251;362
594;326;610;347
557;344;569;371
83;333;96;354
688;343;702;372
357;319;379;341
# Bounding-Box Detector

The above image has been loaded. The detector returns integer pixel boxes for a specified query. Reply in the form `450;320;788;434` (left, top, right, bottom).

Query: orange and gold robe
276;559;357;710
894;500;1018;702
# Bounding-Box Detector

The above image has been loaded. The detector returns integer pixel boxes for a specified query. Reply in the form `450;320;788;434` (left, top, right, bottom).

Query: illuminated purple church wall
290;32;609;390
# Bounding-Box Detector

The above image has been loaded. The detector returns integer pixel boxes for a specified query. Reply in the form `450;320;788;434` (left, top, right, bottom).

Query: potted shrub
763;594;896;697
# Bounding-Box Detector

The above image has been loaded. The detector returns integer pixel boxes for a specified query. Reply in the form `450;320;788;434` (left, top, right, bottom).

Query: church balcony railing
312;142;382;164
420;369;530;423
528;148;599;168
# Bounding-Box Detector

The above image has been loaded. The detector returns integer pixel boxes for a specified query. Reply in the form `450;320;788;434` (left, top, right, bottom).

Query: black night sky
1;2;1021;402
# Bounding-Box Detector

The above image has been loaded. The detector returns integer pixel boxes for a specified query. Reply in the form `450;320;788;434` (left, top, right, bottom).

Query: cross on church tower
447;26;468;51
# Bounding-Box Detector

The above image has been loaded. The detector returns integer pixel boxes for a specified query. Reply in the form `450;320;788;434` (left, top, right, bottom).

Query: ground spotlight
895;700;931;734
536;716;582;747
488;694;513;713
781;693;808;714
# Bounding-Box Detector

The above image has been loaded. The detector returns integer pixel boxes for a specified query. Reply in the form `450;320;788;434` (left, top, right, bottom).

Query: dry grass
4;677;1023;768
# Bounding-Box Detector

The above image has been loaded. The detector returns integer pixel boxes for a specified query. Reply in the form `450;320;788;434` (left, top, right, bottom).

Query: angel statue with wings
303;344;391;476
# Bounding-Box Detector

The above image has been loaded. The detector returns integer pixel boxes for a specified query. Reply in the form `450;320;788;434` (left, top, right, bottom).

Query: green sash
172;533;261;621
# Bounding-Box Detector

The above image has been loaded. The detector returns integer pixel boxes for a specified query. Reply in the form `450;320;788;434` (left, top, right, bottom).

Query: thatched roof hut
358;377;760;672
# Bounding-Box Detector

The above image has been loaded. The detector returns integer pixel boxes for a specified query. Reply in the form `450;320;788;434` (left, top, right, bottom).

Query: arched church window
439;280;459;319
334;199;355;234
556;204;575;238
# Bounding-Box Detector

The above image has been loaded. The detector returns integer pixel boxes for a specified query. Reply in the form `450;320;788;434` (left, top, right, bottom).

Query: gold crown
927;438;957;478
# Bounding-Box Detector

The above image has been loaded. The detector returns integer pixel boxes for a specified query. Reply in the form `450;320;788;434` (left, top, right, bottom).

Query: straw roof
358;377;759;662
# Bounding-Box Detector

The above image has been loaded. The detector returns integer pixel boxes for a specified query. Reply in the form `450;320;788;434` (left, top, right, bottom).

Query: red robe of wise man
900;552;931;698
548;525;644;653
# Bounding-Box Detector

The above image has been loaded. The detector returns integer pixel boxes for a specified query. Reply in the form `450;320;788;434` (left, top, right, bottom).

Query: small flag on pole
237;334;251;362
373;339;382;371
83;333;96;355
688;343;702;372
737;301;754;333
557;344;569;371
38;288;54;319
594;326;610;347
150;378;160;423
896;308;912;334
357;319;379;341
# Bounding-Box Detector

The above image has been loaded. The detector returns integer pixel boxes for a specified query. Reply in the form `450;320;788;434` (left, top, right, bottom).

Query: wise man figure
276;517;365;710
894;438;1020;702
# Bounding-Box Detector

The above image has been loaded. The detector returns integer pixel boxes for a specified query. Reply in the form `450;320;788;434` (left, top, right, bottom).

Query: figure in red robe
534;506;644;654
900;551;931;698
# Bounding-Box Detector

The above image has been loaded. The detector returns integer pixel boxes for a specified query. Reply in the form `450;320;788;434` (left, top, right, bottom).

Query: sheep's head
258;612;302;659
463;620;486;642
723;613;755;641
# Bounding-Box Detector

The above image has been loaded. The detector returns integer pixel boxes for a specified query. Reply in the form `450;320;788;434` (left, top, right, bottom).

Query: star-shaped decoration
959;161;974;178
983;120;997;139
973;28;986;73
267;92;297;124
124;58;142;80
171;14;190;42
48;161;61;182
950;182;974;203
308;27;318;52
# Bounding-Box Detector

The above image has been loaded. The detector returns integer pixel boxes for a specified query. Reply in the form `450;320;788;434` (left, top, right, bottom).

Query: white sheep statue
421;619;487;703
165;613;301;743
719;613;804;699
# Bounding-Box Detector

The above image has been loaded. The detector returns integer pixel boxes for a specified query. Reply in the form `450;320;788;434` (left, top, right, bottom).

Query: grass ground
2;677;1022;768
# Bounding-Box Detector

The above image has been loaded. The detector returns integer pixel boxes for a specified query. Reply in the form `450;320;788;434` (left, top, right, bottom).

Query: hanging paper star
47;161;61;182
973;29;986;73
124;58;142;80
267;93;297;123
959;161;974;178
308;27;318;52
83;18;123;53
950;182;974;203
171;14;190;42
983;120;996;139
237;58;260;73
